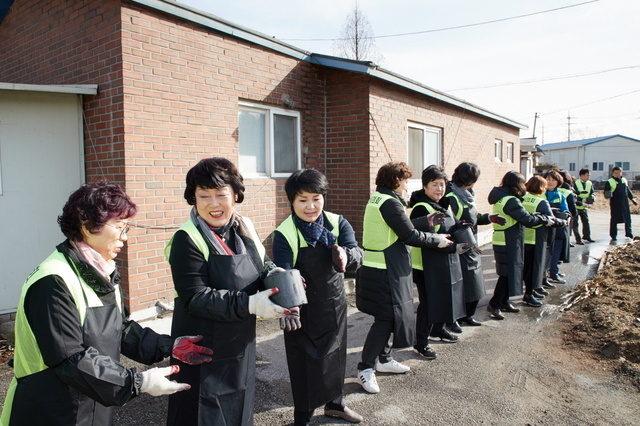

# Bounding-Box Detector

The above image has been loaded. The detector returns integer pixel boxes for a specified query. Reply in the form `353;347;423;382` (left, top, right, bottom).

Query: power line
445;65;640;92
282;0;600;42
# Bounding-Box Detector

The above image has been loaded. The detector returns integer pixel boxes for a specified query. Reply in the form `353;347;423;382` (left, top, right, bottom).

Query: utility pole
566;111;573;141
532;112;539;138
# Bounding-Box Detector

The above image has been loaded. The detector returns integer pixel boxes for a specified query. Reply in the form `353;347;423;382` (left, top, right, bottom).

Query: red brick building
0;0;524;318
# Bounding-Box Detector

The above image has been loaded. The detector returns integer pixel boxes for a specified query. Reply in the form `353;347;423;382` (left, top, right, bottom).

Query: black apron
168;253;261;426
284;242;347;412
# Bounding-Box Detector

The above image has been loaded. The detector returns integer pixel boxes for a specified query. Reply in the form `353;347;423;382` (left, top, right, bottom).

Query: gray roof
539;135;640;151
130;0;526;130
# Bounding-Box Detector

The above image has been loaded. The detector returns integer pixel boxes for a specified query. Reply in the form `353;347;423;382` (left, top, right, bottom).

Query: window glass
408;127;424;175
274;114;298;173
506;142;514;162
623;162;630;171
239;109;266;174
494;140;502;161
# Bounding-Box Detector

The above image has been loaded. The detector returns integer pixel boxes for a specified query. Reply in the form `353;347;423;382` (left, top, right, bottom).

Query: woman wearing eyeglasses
1;181;211;426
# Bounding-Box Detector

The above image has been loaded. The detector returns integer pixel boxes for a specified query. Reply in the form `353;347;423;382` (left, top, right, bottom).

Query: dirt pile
561;240;640;390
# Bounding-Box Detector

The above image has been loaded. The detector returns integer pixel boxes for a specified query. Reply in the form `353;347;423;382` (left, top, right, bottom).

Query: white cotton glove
248;288;290;319
455;243;471;254
140;365;190;396
434;234;453;248
266;267;286;277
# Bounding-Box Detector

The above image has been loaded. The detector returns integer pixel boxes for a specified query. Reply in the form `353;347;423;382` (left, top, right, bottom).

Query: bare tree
332;3;385;65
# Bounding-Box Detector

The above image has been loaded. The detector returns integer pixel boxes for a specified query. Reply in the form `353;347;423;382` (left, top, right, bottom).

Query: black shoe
414;344;437;359
569;243;576;247
558;273;565;277
584;238;595;243
548;276;566;284
429;330;459;343
486;304;504;320
575;241;584;245
542;280;556;289
460;317;482;326
447;321;462;333
499;303;521;313
522;294;542;307
532;290;545;299
534;287;549;296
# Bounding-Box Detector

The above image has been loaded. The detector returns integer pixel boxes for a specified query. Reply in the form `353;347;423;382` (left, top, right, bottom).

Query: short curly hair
58;180;137;242
451;162;480;187
375;162;413;190
525;175;547;195
284;169;329;204
184;157;245;205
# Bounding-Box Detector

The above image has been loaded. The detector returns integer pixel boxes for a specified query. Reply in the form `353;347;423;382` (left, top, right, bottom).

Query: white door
0;90;84;314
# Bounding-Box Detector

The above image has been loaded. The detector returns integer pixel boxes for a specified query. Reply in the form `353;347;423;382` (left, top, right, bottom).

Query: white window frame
615;161;631;171
494;139;503;161
593;162;603;171
506;142;514;163
406;122;442;194
238;101;302;178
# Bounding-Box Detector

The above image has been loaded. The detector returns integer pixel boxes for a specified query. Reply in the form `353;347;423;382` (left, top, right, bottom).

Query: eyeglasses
105;223;131;239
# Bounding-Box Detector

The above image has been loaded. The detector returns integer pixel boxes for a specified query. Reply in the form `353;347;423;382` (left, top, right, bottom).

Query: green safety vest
557;187;573;203
491;196;518;246
607;177;628;194
362;192;399;269
1;250;123;426
575;180;592;210
522;193;545;245
274;212;341;267
164;216;266;297
410;202;440;271
445;192;466;221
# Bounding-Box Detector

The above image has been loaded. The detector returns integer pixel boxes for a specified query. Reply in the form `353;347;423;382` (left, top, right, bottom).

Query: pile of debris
561;241;640;389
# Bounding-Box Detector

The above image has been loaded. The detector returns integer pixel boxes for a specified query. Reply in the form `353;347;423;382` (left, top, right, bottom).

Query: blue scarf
292;212;336;248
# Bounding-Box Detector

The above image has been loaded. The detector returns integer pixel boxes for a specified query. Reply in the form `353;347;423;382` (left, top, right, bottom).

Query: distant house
0;0;525;319
520;137;544;181
539;135;640;182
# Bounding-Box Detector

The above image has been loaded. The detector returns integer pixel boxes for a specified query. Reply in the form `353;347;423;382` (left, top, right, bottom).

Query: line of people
3;157;635;426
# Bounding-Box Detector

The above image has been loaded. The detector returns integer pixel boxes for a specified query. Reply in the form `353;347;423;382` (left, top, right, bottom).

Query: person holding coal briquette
272;168;364;426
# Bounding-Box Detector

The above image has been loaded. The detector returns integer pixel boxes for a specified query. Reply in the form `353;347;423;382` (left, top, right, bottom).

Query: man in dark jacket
605;166;638;240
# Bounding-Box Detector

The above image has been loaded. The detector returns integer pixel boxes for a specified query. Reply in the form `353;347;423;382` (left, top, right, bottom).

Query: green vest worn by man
607;177;628;194
574;180;593;210
274;212;340;267
522;193;545;245
492;195;517;246
410;202;441;271
362;192;399;269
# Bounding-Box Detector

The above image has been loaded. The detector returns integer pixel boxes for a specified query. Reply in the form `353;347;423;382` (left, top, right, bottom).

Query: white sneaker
358;368;380;393
375;359;410;374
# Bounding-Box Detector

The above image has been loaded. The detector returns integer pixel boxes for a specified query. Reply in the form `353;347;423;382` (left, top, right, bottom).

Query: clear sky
179;0;640;145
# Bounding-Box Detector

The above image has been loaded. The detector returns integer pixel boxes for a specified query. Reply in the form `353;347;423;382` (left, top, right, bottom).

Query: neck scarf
450;182;477;219
72;240;116;281
292;212;336;248
190;207;246;256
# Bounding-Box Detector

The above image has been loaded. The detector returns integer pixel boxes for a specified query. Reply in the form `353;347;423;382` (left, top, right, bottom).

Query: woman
487;171;551;320
356;161;451;393
558;169;578;251
166;158;289;426
409;165;469;357
521;176;565;307
272;169;364;426
444;162;505;327
1;181;211;426
544;170;570;284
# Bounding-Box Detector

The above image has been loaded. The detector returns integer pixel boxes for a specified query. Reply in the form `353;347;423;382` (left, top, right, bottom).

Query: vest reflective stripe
362;192;399;269
575;180;592;209
12;250;122;379
274;212;340;267
410;202;439;271
607;177;628;194
492;196;517;246
165;217;267;297
522;193;544;245
445;192;466;220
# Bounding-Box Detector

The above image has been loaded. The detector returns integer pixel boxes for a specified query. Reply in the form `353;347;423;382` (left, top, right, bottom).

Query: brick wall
0;0;522;313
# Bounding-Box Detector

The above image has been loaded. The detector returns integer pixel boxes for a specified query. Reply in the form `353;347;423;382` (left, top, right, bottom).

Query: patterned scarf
190;207;246;256
292;212;336;248
72;240;116;281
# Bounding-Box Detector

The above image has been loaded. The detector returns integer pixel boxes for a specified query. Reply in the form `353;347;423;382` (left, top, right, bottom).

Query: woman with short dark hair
273;168;364;426
166;157;289;426
445;162;505;327
356;161;451;393
486;171;551;320
2;181;210;426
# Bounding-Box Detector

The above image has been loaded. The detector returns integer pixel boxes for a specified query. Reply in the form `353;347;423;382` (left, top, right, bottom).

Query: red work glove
172;335;213;365
489;214;507;226
332;244;347;272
